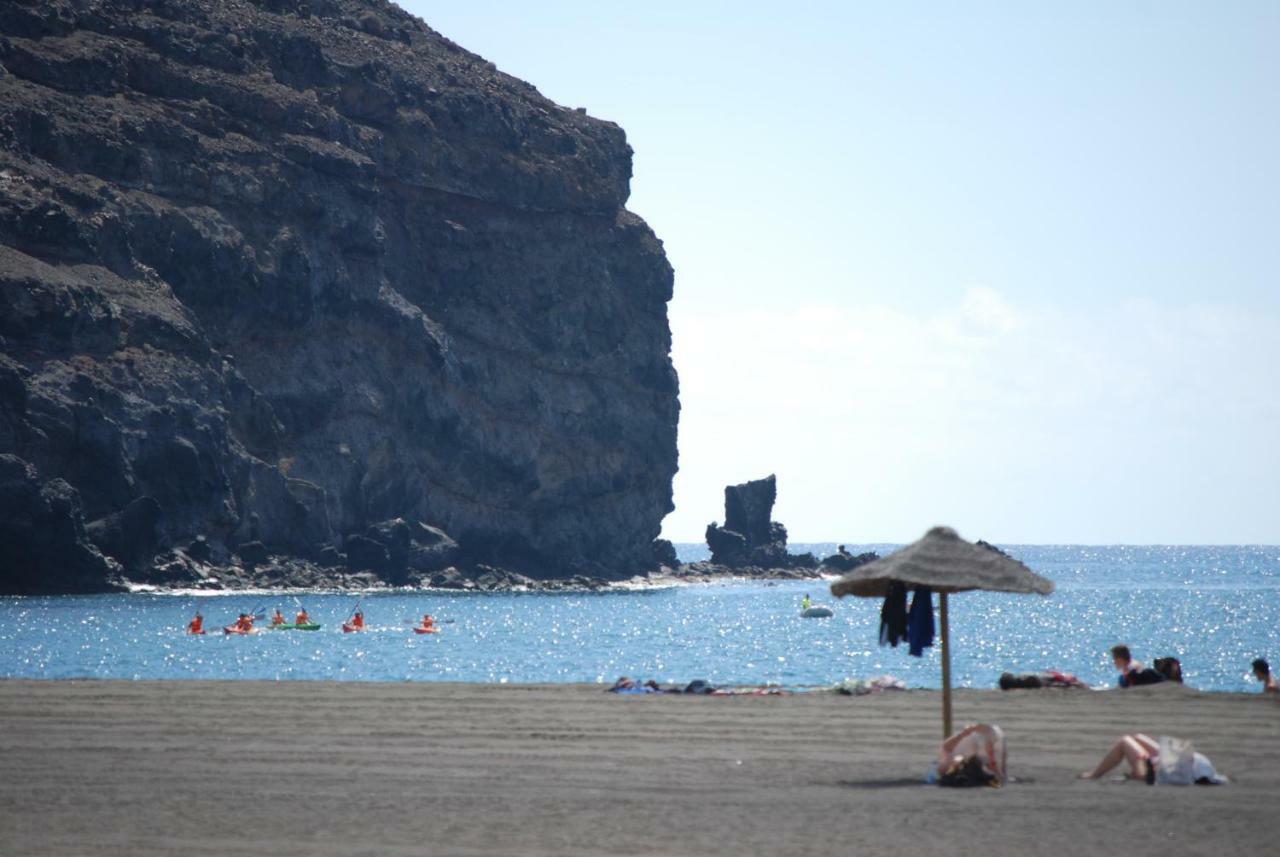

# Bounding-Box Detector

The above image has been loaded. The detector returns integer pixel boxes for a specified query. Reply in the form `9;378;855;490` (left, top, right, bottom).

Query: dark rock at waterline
704;475;816;571
343;533;391;575
705;524;748;561
0;453;122;593
344;518;460;582
86;496;163;572
667;561;826;583
0;0;677;593
819;548;879;573
976;540;1009;557
407;523;460;573
318;545;344;568
235;540;271;569
651;538;680;569
186;535;213;563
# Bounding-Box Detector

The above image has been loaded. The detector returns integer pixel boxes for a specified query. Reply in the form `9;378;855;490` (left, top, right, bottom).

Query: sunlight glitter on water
1;546;1276;691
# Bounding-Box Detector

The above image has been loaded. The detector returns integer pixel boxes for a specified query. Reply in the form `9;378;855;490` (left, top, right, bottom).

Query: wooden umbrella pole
940;592;952;739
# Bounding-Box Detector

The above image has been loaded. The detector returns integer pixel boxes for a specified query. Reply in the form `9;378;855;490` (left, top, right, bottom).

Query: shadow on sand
834;776;1035;790
834;778;927;790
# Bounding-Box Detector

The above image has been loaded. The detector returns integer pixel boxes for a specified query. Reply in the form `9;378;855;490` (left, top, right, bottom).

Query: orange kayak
342;623;364;633
412;626;438;635
223;626;257;635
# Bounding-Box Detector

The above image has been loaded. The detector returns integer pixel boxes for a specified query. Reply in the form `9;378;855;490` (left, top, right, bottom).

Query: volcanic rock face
0;0;678;593
704;475;815;570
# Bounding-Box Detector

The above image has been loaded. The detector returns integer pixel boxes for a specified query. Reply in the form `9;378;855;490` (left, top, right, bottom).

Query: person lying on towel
934;723;1005;787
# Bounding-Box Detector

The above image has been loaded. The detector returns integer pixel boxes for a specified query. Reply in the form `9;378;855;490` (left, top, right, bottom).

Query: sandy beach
1;681;1276;857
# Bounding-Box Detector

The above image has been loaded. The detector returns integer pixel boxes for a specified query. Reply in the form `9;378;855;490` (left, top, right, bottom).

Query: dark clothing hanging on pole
879;581;909;647
907;585;935;657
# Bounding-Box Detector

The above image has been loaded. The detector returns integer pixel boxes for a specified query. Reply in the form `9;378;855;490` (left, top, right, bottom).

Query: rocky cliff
0;0;678;593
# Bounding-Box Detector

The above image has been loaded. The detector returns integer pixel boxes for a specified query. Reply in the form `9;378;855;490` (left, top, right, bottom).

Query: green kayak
267;623;321;631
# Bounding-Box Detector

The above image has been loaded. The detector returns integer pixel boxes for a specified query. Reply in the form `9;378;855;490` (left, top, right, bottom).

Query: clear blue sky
403;1;1280;544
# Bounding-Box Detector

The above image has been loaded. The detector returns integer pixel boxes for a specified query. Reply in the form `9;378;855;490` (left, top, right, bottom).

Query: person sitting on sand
1112;645;1163;687
935;723;1006;786
351;610;365;630
1252;659;1279;694
1153;656;1183;683
271;609;286;626
295;608;310;625
187;612;203;634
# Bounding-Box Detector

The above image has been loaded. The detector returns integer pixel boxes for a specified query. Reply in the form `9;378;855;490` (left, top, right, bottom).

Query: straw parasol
829;526;1054;738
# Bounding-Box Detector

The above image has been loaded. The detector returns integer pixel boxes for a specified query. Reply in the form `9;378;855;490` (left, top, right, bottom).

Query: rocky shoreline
1;0;678;596
107;472;875;594
117;552;840;595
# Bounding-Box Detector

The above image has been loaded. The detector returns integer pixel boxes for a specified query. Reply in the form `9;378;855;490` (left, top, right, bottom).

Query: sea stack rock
0;0;678;593
705;475;815;570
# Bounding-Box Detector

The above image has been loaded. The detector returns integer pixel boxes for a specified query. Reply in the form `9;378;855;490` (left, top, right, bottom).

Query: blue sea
1;545;1276;692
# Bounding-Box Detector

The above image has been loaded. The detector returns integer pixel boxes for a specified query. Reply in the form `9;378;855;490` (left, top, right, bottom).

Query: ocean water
1;545;1276;692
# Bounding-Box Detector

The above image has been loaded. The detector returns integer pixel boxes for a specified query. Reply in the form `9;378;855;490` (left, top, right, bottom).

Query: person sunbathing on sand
609;677;661;694
1079;734;1228;785
936;723;1006;785
1078;733;1159;782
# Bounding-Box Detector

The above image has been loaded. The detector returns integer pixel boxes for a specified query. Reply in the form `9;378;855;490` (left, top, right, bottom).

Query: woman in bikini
1078;733;1159;782
937;723;1006;784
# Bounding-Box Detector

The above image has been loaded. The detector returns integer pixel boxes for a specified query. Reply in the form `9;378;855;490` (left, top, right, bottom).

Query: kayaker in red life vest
351;610;365;630
235;613;254;633
187;613;204;634
271;609;286;626
419;614;435;632
295;608;310;625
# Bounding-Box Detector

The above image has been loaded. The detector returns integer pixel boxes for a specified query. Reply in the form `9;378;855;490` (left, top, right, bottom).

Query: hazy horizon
407;1;1280;545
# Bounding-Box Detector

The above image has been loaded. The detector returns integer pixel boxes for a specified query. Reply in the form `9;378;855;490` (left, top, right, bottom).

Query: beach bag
1156;736;1228;786
1156;736;1196;785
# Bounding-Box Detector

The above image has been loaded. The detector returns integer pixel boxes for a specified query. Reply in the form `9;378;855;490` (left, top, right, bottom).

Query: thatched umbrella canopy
829;526;1054;737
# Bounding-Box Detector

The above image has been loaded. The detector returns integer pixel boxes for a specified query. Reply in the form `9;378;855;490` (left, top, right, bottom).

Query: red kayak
342;623;364;633
412;626;438;635
223;625;258;635
188;630;206;635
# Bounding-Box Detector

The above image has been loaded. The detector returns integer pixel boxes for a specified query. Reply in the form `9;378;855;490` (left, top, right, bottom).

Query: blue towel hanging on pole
907;586;935;657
